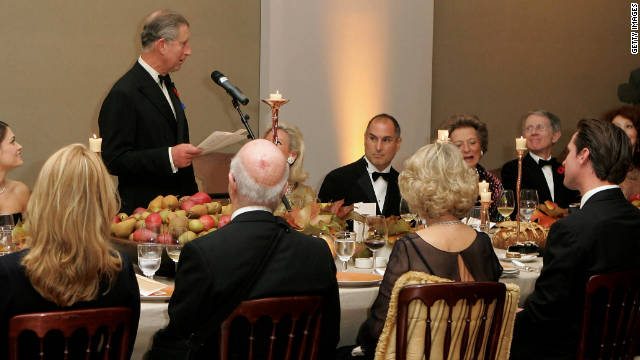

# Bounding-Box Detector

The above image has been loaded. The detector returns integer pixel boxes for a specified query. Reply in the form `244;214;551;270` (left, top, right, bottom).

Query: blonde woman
352;142;502;357
0;144;140;358
264;122;316;211
0;121;30;223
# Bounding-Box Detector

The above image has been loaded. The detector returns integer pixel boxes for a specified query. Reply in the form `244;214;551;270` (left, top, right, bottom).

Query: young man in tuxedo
501;110;580;210
98;10;202;214
510;119;640;359
150;139;340;359
318;113;402;216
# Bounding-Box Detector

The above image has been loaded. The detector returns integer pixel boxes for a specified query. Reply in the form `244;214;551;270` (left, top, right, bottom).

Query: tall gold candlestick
262;91;289;145
480;199;491;233
515;149;526;243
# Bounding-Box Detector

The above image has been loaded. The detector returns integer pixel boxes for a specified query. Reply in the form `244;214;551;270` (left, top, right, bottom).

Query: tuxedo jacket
157;211;340;359
0;250;140;359
98;62;198;214
318;157;401;216
510;188;640;359
501;153;580;209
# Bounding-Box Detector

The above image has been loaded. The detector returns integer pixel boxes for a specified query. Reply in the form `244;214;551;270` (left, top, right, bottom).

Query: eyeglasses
524;124;549;133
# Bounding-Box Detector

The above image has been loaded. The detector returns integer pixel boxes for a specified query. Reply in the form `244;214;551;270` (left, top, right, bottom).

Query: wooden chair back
8;307;132;360
577;270;640;360
396;282;506;360
219;295;323;360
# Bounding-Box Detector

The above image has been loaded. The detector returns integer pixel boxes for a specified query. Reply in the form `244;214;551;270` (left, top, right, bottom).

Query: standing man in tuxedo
501;110;580;210
99;9;201;214
510;119;640;359
318;113;402;216
150;139;340;359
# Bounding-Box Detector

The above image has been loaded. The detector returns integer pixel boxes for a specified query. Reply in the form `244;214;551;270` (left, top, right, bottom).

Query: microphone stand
230;99;291;210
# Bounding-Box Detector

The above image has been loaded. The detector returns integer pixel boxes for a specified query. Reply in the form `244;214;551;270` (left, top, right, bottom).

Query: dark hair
366;113;401;138
574;118;632;184
522;110;562;133
442;114;489;153
141;10;189;49
601;105;640;168
0;121;8;142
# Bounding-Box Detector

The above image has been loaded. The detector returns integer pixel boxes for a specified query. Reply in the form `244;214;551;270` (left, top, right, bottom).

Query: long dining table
133;247;541;359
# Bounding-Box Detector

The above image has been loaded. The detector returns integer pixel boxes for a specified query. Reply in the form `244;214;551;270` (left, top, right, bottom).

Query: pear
111;218;137;238
221;204;233;215
159;209;171;223
178;231;197;244
135;219;146;230
148;195;164;210
174;209;187;218
168;215;189;234
162;195;179;210
141;211;151;220
188;204;208;218
205;201;221;214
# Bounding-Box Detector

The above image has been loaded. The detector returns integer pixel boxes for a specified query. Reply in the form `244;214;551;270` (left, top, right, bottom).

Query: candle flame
92;134;97;139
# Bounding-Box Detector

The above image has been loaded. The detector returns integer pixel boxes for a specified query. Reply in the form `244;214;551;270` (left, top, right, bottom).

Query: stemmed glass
363;215;388;275
166;226;186;271
137;243;163;280
519;189;539;222
465;206;482;230
333;231;356;271
0;214;15;229
0;215;15;256
399;198;418;225
497;190;515;221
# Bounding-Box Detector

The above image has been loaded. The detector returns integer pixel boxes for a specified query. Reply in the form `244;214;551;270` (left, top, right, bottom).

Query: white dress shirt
530;152;554;201
364;156;391;212
231;205;272;220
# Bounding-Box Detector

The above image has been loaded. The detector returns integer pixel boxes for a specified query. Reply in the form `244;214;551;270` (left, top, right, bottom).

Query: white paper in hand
353;202;377;243
196;129;248;156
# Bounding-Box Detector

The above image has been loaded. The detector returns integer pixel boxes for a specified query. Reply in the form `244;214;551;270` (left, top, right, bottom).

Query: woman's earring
287;156;296;165
481;150;484;156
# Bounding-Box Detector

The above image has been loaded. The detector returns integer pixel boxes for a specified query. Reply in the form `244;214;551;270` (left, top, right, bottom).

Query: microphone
211;71;249;105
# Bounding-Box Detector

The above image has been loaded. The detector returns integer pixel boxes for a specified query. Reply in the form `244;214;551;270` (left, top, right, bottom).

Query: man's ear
578;147;590;165
551;131;562;144
228;172;237;195
156;38;167;54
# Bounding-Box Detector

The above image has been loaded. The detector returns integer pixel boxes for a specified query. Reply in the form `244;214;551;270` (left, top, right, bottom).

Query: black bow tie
538;159;554;167
159;74;173;88
372;172;392;181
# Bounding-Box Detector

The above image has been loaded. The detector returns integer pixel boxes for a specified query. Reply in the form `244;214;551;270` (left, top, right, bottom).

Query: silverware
511;259;539;272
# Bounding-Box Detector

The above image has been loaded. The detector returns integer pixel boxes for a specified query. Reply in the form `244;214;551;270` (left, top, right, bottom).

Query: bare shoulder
9;180;30;197
416;225;477;252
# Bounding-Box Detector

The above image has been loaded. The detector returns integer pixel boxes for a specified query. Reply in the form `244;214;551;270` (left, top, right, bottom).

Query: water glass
465;206;482;230
333;231;356;271
519;189;539;222
363;215;387;274
0;228;13;256
137;243;163;279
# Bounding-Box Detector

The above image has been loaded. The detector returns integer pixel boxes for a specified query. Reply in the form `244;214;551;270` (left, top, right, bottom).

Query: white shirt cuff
168;147;178;173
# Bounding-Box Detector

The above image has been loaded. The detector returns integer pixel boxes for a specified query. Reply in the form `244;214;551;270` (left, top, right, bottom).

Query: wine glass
465;206;482;230
137;243;163;279
399;198;417;225
363;215;388;274
519;189;539;222
166;226;186;271
333;231;356;271
0;227;13;256
497;190;515;221
0;214;15;230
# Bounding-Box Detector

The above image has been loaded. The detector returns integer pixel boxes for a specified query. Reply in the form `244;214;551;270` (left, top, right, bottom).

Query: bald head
229;139;289;209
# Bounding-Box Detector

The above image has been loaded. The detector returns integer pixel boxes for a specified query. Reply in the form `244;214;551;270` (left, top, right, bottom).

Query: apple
133;207;147;215
629;194;640;202
132;228;157;243
157;232;175;245
191;191;212;205
145;212;162;228
217;214;232;228
198;215;216;231
189;219;205;233
180;199;197;212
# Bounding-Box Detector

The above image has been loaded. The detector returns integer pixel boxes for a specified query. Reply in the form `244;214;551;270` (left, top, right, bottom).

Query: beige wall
261;1;434;191
432;0;640;171
4;1;260;188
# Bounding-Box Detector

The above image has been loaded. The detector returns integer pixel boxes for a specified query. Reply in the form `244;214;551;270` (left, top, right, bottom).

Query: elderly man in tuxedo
99;9;202;214
150;139;340;359
318;113;402;216
501;110;580;210
510;119;640;359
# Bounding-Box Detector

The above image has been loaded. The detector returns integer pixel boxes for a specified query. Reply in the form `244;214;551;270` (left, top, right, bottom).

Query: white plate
141;294;171;302
337;272;383;287
500;254;537;262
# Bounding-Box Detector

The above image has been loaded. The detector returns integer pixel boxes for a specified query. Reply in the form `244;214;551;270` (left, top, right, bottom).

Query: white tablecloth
494;248;542;307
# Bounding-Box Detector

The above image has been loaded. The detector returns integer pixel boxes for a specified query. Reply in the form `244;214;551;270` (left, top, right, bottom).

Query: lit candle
480;190;492;203
89;134;102;153
478;180;489;193
269;90;283;101
437;129;449;143
515;136;527;151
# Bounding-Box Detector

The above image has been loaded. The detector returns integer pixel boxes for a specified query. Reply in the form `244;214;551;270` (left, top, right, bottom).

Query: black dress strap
406;233;435;275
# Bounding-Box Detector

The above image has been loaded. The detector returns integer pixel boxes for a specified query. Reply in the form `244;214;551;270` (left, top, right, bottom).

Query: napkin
136;274;169;296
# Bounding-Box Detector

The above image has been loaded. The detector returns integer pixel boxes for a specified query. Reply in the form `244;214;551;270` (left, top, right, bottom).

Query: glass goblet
333;231;356;271
137;243;163;280
497;189;515;221
519;189;539;222
465;206;482;231
363;215;387;275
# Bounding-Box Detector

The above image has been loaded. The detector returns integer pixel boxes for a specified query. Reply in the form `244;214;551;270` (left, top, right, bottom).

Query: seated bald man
149;139;340;359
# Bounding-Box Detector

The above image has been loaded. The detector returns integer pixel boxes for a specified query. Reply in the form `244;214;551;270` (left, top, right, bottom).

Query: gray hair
229;154;289;210
141;10;189;50
523;110;562;133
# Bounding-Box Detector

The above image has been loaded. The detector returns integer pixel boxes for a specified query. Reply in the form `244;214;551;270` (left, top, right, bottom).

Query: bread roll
492;221;548;249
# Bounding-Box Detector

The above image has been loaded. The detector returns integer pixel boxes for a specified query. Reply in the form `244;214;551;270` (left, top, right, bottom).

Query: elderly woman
444;114;503;221
0;121;29;224
0;144;140;358
264;122;316;211
602;106;640;199
352;142;502;357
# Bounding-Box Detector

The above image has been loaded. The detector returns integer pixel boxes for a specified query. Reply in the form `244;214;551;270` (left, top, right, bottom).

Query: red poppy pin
557;166;565;175
172;88;180;99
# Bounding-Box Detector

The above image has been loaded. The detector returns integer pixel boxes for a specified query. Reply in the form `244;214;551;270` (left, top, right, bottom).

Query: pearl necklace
428;219;462;227
0;184;5;196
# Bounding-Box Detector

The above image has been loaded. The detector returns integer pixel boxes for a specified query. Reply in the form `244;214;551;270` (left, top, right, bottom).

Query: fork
512;259;539;273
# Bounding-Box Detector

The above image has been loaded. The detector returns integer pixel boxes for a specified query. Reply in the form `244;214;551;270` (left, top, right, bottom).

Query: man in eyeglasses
501;110;580;211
